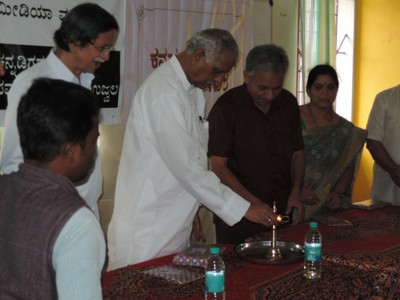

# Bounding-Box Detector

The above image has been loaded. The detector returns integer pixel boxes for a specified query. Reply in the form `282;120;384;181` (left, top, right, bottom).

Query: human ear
62;143;80;164
306;87;311;98
68;41;85;53
192;48;205;62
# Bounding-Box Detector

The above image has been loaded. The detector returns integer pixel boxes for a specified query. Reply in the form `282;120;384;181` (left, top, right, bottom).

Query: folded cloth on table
172;245;225;268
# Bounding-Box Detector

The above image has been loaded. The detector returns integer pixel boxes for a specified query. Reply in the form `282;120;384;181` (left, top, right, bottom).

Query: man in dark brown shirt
208;44;305;245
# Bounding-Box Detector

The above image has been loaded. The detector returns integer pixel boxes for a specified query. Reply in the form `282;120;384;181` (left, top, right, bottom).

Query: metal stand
265;201;282;261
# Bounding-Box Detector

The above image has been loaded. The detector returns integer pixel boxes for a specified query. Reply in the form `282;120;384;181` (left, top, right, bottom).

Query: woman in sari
300;64;367;218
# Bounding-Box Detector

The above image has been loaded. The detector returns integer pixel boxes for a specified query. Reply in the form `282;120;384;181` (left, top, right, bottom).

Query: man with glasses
0;3;119;220
89;41;115;54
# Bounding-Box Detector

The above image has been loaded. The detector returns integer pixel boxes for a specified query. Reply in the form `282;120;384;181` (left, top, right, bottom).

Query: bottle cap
210;247;220;254
310;221;318;229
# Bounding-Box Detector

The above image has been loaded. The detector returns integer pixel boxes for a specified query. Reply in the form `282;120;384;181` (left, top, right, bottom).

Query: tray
235;240;304;265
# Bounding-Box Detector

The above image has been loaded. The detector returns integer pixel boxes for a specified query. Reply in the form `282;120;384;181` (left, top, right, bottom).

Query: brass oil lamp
265;201;282;261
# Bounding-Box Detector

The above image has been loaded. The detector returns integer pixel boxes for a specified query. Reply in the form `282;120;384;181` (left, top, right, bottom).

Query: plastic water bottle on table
205;246;225;300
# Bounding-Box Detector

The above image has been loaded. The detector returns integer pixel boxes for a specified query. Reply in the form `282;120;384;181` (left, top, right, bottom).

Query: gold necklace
307;103;334;127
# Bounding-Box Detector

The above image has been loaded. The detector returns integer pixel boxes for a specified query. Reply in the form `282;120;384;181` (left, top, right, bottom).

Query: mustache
94;58;106;64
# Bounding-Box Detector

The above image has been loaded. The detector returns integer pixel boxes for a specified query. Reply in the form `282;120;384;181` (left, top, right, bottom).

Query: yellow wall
352;0;400;201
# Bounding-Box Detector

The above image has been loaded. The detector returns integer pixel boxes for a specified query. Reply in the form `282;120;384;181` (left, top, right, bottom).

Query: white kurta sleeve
146;88;250;226
366;93;386;142
0;75;31;174
52;208;105;300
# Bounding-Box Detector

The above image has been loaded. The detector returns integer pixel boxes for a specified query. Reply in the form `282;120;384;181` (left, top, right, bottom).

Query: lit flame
277;215;282;222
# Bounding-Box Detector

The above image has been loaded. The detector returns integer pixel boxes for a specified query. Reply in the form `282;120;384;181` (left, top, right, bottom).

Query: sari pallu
302;118;367;218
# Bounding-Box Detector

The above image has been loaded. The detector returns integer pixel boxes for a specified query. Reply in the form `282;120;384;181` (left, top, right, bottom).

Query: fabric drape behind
122;0;254;122
299;0;336;104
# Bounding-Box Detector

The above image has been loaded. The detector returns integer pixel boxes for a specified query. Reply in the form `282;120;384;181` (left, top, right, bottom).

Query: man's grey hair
245;44;289;76
186;28;239;64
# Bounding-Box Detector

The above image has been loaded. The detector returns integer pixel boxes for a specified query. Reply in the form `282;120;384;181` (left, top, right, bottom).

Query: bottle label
205;270;225;293
305;242;321;261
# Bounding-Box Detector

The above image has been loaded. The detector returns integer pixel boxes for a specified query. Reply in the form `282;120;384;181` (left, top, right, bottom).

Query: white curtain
298;0;336;104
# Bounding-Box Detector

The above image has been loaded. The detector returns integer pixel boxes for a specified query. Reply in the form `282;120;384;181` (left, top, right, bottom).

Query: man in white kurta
107;29;275;270
366;85;400;204
0;3;119;219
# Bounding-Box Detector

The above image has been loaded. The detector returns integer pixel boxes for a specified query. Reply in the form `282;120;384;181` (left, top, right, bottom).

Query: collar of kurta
48;49;94;88
169;55;195;94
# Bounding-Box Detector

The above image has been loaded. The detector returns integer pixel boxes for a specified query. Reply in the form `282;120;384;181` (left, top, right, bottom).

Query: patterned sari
302;117;367;217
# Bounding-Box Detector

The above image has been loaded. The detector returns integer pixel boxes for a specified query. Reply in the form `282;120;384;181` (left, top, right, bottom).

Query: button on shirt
208;84;304;213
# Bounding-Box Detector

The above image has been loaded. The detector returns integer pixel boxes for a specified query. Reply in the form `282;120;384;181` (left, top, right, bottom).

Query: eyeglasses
89;41;115;54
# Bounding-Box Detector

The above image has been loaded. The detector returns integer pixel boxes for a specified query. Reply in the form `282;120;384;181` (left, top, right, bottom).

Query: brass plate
235;240;304;265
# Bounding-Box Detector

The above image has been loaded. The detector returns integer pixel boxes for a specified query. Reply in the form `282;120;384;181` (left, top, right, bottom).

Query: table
102;206;400;299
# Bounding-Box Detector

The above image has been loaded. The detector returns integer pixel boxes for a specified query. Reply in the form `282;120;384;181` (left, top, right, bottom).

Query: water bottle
304;221;322;279
205;247;225;300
